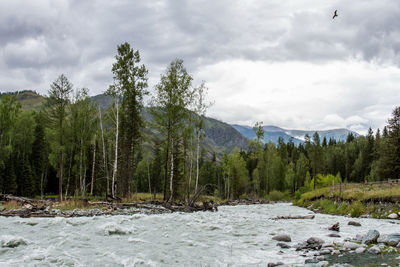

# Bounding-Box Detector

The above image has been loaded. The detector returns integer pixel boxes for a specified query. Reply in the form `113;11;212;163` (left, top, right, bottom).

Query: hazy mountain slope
233;124;359;144
6;91;248;156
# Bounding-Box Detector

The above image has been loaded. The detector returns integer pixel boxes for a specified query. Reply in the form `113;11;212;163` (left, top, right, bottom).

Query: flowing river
0;203;399;266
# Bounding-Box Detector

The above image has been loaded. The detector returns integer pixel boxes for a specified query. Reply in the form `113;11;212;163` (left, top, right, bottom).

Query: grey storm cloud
0;0;399;133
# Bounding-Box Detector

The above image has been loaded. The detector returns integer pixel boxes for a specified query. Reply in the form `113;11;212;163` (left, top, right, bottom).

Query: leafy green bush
268;190;285;201
349;201;365;217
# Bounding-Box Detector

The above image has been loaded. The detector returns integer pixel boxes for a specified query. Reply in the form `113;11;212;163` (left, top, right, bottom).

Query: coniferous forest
0;42;399;202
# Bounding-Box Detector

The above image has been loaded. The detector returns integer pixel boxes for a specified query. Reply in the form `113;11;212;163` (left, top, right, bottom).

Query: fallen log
273;214;315;220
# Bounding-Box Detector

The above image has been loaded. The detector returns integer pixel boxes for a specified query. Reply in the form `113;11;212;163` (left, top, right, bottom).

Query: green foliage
268;190;286;201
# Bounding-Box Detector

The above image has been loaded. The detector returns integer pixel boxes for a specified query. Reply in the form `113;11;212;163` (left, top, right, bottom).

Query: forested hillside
0;42;399;203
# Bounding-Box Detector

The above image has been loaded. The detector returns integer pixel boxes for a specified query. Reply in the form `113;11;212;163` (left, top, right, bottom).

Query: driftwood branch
273;214;315;220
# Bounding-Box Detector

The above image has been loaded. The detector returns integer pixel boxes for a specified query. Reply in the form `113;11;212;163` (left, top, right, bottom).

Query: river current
0;203;398;266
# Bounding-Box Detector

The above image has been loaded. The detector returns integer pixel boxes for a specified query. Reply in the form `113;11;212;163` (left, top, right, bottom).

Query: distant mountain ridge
2;90;359;149
1;90;248;157
232;124;359;145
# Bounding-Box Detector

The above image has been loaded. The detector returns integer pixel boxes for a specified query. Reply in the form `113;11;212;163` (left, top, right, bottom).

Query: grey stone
277;242;290;249
317;261;329;266
319;249;331;255
355;247;366;254
362;230;380;244
348;221;361;226
316;256;325;261
354;234;363;242
388;213;399;219
268;262;284;267
331;250;340;255
307;237;325;245
377;233;400;246
328;233;341;238
305;258;319;264
272;234;291;242
367;245;381;254
344;242;360;250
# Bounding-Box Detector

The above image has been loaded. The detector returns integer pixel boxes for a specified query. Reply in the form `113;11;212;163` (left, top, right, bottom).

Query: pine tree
46;74;73;201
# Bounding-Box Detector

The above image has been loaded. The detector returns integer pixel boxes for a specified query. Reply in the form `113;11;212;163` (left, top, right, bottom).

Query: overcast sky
1;0;400;134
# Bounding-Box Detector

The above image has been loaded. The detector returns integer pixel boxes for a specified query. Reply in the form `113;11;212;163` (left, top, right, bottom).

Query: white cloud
197;59;400;133
1;0;400;134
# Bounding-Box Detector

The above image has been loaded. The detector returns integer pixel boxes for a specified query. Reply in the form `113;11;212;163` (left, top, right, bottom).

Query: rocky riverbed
1;203;399;266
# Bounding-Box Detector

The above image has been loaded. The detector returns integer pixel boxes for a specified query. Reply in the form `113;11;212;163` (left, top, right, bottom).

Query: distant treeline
0;42;399;201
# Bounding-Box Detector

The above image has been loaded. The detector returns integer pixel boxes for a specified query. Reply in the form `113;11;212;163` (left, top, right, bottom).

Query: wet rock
355;247;366;253
388;213;398;219
319;249;331;255
344;242;360;250
328;233;341;238
367;245;381;254
1;235;27;248
316;255;325;261
354;234;364;242
348;221;361;226
307;237;324;245
268;262;284;267
322;242;334;248
305;258;319;264
272;234;291;242
328;222;340;231
331;250;340;255
277;242;290;249
377;234;400;246
362;230;380;245
317;261;329;266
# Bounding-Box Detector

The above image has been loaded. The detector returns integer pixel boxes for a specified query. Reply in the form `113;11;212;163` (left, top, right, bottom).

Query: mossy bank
293;183;400;218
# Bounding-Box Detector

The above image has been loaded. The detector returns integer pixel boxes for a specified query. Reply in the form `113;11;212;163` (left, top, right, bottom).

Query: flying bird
332;10;338;19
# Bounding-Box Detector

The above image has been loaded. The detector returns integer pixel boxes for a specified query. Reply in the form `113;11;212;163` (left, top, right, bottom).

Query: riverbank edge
0;194;276;218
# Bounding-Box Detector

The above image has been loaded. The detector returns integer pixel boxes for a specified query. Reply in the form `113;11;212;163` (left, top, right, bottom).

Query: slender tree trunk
195;132;200;193
40;172;44;200
163;129;170;201
112;99;119;198
65;148;73;198
168;138;174;203
80;140;84;198
147;163;152;200
188;135;193;200
59;151;63;202
99;107;109;196
90;142;96;196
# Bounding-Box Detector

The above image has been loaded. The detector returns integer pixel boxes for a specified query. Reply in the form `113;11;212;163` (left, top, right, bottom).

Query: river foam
0;203;399;266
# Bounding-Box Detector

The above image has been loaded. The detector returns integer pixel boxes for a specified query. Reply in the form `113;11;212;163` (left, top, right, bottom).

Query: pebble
387;213;398;219
368;245;381;254
355;247;366;254
344;242;360;250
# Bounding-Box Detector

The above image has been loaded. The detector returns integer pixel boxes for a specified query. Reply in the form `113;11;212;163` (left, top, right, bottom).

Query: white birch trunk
99;107;109;196
112;99;119;198
90;142;96;195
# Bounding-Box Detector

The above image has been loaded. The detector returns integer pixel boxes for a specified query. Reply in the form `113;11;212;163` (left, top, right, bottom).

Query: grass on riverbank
294;183;400;218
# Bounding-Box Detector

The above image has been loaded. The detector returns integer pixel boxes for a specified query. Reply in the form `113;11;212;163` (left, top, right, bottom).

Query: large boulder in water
377;233;400;246
272;234;291;242
362;230;380;245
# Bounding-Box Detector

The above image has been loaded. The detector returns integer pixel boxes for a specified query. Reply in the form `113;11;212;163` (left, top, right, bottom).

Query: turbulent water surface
0;203;399;266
